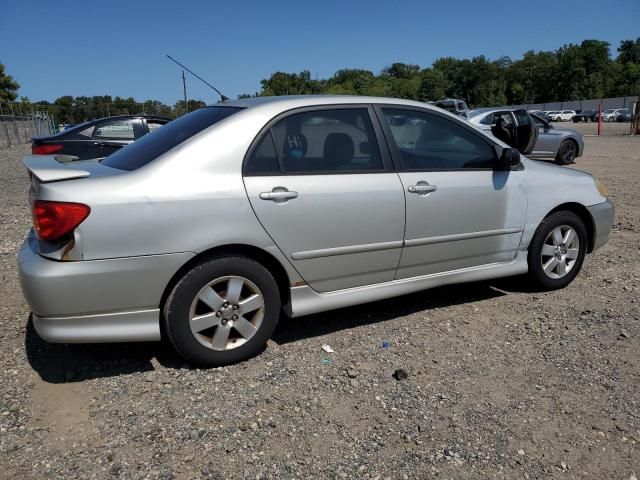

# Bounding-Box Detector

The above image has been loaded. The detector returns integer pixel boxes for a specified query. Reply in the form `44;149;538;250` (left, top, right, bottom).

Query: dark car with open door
31;115;171;160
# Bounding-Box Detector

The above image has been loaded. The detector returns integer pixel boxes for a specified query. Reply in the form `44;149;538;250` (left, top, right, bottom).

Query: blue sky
1;0;638;104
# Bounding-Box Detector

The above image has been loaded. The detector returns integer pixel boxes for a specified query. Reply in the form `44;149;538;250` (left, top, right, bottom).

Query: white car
548;110;576;122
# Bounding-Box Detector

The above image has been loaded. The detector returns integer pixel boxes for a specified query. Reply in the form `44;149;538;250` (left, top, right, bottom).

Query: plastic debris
382;341;390;349
321;344;335;353
320;357;332;365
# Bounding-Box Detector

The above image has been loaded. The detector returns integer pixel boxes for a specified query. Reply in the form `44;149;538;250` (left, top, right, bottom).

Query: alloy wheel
188;275;265;351
540;225;580;279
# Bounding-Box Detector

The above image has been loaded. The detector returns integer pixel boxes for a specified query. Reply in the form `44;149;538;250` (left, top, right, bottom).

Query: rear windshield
102;106;242;171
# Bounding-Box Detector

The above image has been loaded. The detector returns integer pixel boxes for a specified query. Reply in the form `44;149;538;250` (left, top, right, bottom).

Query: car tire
555;140;577;165
164;256;281;367
527;211;587;290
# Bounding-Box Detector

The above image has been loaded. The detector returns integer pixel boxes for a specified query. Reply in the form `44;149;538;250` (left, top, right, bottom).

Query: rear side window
245;131;280;175
94;119;136;139
102;107;242;171
271;109;383;173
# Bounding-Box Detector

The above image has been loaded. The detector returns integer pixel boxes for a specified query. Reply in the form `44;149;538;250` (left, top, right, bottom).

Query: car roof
221;95;437;111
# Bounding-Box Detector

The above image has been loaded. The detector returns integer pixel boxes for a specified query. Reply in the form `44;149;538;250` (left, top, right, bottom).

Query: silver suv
18;96;614;366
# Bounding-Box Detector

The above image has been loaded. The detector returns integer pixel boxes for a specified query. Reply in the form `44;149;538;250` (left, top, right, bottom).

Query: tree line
1;37;639;123
244;38;640;107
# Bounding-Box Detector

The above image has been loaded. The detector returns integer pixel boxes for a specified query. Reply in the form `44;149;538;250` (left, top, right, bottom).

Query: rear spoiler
23;155;89;183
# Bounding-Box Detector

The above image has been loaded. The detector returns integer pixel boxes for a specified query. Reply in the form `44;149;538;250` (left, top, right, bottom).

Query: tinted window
94;120;136;139
245;131;280;175
271;109;383;173
102;107;242;171
381;108;495;170
514;110;531;125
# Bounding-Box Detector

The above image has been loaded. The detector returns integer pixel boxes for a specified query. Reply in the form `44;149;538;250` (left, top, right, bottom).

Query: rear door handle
407;182;437;194
259;189;298;202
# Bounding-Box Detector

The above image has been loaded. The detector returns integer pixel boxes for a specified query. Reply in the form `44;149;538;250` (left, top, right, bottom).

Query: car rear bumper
587;199;614;252
18;231;194;343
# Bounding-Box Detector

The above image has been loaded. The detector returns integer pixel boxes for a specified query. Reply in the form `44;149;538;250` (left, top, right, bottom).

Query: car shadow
25;276;536;383
24;315;185;384
271;276;533;344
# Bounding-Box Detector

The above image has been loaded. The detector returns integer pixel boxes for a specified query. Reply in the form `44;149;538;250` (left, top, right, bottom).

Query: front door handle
407;182;437;194
259;188;298;202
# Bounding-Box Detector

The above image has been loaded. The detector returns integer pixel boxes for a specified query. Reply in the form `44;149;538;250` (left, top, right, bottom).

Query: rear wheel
527;211;587;290
555;140;577;165
164;256;281;367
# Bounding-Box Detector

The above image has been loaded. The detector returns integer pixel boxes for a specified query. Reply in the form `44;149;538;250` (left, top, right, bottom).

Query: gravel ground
0;134;638;479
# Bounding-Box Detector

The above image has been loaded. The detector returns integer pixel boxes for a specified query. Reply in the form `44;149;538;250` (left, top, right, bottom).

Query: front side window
381;108;495;170
270;109;383;173
94;120;136;139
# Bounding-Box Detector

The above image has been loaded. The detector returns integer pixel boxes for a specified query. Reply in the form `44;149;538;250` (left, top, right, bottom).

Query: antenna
166;55;229;102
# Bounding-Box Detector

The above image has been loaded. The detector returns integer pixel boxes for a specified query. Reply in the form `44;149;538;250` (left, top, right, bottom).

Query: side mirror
496;147;521;169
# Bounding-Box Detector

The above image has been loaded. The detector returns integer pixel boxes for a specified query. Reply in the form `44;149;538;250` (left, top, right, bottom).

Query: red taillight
32;200;91;241
32;144;63;155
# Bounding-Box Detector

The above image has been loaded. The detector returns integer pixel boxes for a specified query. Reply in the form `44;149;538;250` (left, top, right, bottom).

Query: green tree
418;69;448;101
0;63;20;103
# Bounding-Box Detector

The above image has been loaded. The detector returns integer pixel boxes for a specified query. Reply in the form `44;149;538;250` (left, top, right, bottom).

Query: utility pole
182;70;188;115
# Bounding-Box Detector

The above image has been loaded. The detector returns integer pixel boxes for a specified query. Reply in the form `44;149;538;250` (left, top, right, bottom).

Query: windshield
102;106;242;171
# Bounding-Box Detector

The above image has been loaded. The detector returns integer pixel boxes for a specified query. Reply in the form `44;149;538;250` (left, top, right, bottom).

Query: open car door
490;112;516;147
513;109;539;155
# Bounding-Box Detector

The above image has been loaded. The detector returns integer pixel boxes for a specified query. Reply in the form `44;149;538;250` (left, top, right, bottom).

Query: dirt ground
0;131;638;479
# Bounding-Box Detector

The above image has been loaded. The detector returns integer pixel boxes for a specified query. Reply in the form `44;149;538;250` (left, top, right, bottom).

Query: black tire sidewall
527;211;587;290
164;256;281;367
555;140;576;165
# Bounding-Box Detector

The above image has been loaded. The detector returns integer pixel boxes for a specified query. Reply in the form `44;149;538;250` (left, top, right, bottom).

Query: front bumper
18;231;194;343
587;199;614;252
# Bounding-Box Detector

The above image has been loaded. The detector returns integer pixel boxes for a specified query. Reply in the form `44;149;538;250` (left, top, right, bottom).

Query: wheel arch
159;244;293;318
545;203;596;253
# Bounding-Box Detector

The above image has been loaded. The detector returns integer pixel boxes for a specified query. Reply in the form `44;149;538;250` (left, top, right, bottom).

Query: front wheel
527;211;587;290
555;140;577;165
164;256;281;367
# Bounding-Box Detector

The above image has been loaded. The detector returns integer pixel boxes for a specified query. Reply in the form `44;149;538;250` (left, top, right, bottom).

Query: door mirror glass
496;148;521;169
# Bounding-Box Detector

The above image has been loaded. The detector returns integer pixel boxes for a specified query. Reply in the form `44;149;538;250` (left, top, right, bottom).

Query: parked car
428;98;470;118
572;110;597;122
469;108;584;165
19;96;613;367
32;115;171;160
598;108;628;122
547;110;576;122
614;108;632;122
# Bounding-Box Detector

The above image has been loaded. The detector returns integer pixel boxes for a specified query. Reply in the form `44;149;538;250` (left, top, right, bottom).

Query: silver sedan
469;108;584;165
18;95;613;366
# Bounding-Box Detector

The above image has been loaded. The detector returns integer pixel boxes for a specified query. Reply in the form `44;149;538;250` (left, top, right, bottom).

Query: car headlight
594;178;608;197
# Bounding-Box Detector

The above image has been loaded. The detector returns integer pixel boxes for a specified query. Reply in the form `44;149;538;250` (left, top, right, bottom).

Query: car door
489;111;517;147
529;113;559;157
88;118;141;158
513;110;539;155
375;106;526;279
243;106;405;292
